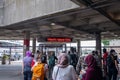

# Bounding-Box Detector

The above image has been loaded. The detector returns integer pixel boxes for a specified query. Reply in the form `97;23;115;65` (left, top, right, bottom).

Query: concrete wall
3;0;79;25
0;8;3;26
0;0;4;26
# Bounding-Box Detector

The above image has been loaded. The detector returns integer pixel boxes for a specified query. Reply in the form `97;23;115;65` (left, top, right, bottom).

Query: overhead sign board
46;37;72;42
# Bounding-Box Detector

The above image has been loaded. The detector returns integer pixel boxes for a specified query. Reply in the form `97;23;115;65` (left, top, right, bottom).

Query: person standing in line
48;52;57;79
102;48;108;79
31;55;48;80
93;51;101;67
69;47;78;69
81;54;102;80
52;53;77;80
76;56;82;75
22;51;33;80
107;49;118;80
34;50;40;61
31;54;36;67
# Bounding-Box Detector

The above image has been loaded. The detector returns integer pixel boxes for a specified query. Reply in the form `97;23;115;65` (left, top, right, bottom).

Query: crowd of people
77;48;119;80
22;48;120;80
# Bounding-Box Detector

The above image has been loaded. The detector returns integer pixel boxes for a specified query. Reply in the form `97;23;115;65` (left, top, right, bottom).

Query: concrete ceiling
0;0;120;41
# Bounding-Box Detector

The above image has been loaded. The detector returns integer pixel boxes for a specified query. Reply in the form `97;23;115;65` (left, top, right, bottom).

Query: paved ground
0;61;23;80
0;60;53;80
0;61;120;80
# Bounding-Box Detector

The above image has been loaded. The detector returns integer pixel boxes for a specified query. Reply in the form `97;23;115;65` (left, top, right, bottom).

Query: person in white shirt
52;53;77;80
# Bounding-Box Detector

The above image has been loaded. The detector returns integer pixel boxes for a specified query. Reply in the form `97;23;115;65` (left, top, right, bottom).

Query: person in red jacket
31;54;35;67
103;48;108;78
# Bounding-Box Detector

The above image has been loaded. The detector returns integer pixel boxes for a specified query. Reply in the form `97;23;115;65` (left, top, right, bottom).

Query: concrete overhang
0;0;119;41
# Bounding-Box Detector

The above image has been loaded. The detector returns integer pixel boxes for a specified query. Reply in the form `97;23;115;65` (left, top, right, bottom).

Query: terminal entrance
39;43;66;56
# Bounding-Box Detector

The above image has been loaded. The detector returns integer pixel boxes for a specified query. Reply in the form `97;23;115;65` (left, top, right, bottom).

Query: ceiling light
51;23;56;26
88;36;92;39
114;35;118;37
101;35;104;38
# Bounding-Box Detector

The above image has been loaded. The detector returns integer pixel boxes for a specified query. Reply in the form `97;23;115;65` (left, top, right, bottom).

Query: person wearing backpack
107;49;118;80
31;55;48;80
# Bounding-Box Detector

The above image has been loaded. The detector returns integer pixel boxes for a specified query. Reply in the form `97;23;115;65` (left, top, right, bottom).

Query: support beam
9;47;12;64
95;32;101;55
89;15;109;24
55;21;92;34
95;32;102;68
72;0;120;27
65;44;67;53
32;37;36;54
23;31;30;56
77;39;81;56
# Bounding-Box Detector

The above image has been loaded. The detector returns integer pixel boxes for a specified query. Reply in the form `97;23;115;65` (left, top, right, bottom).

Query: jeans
108;68;118;80
24;71;32;80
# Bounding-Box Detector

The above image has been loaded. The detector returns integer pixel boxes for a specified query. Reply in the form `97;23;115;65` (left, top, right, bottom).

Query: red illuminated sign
46;37;72;42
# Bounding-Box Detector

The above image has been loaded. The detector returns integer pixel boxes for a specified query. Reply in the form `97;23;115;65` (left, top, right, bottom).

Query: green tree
102;40;110;45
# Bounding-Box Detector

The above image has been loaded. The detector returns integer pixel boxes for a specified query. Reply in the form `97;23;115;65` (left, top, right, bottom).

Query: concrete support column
95;32;103;69
65;44;67;53
9;47;12;64
23;31;30;56
77;39;81;56
55;47;57;56
95;32;101;56
32;37;36;54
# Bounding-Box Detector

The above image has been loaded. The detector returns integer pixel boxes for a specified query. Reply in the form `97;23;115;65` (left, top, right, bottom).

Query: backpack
32;63;45;80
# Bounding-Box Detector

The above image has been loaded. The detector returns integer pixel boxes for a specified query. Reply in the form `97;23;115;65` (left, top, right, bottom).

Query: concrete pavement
0;61;120;80
0;61;23;80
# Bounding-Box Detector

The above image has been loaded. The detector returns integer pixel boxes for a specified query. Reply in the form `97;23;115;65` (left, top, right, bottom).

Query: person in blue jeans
48;52;57;79
107;49;118;80
22;51;33;80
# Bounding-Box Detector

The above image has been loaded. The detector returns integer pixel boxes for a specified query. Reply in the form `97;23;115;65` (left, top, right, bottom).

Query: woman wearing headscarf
82;54;102;80
52;53;77;80
22;51;33;80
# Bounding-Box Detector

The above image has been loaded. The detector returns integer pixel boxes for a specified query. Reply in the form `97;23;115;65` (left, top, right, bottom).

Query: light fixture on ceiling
101;35;104;38
114;35;118;37
111;32;114;35
88;36;92;39
51;23;56;26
